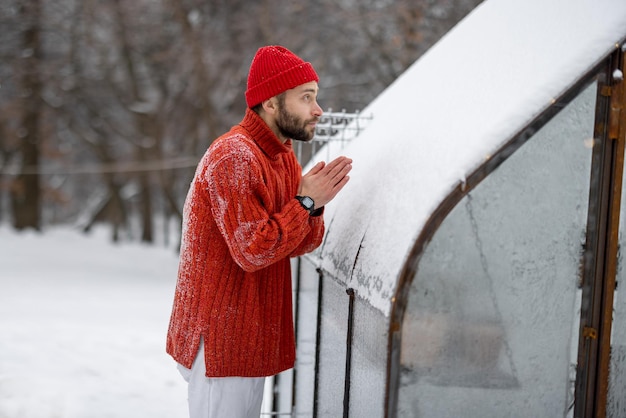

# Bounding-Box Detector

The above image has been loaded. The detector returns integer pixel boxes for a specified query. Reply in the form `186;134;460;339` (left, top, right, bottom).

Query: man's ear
261;97;278;115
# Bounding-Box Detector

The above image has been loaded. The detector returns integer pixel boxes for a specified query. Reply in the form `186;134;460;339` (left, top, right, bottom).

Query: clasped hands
298;156;352;209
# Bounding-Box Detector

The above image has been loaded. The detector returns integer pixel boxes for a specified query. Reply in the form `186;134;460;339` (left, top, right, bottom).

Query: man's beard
276;105;317;142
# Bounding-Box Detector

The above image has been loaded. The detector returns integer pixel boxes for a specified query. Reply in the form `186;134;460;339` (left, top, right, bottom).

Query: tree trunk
113;0;155;242
11;0;42;231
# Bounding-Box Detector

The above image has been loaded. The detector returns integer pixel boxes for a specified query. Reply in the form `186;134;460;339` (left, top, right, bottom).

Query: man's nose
312;102;323;117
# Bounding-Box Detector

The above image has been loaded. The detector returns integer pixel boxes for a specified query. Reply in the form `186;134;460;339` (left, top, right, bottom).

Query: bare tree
10;0;43;230
0;0;483;242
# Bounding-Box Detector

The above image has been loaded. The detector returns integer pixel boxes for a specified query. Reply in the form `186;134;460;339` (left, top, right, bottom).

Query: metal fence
294;109;373;166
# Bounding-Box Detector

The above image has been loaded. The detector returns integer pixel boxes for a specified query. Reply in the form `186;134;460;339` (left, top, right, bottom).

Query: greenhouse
265;0;626;417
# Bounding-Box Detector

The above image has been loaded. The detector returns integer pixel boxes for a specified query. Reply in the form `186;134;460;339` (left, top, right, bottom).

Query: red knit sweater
166;109;324;377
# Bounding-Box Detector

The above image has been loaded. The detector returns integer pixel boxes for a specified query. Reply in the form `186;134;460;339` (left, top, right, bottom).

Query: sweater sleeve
206;139;315;272
289;212;324;257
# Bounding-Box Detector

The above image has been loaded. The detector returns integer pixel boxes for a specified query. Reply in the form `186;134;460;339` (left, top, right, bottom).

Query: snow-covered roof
313;0;626;315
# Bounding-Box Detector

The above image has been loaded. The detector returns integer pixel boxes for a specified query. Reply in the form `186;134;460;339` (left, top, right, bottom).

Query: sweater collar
239;108;293;159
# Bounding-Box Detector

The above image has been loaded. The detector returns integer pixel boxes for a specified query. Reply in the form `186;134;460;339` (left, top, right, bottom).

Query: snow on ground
0;226;188;418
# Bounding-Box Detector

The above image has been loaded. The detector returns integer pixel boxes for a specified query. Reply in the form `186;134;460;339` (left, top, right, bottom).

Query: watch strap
295;195;315;215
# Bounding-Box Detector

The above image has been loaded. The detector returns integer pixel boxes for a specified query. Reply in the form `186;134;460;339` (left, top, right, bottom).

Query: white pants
177;339;265;418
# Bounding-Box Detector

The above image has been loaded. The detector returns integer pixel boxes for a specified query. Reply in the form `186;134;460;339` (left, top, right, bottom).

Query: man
166;45;352;418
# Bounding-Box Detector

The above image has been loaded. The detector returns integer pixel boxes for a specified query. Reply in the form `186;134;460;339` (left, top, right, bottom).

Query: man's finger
304;161;325;177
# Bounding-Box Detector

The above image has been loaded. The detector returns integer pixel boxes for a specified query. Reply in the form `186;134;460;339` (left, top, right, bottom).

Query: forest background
0;0;482;245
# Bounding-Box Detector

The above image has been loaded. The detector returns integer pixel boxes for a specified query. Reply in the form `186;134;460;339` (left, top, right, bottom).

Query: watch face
302;196;314;209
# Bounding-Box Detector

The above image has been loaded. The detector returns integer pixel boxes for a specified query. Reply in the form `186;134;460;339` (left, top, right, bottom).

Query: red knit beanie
245;45;319;108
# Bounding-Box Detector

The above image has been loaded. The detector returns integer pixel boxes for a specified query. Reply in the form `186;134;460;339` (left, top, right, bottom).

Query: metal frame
575;47;626;418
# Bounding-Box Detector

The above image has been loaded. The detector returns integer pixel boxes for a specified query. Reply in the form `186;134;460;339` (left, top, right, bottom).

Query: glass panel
608;160;626;416
348;299;388;417
398;83;597;417
315;277;348;417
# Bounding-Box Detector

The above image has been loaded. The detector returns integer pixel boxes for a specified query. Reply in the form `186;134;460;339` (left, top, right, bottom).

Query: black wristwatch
295;195;315;215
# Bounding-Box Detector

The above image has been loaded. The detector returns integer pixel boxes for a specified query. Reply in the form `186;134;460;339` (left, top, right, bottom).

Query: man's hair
251;103;263;114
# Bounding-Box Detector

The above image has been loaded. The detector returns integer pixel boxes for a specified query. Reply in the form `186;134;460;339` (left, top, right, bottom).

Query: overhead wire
1;156;200;175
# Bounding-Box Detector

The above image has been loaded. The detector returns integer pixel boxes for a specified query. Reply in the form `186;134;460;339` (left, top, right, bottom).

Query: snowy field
0;226;189;418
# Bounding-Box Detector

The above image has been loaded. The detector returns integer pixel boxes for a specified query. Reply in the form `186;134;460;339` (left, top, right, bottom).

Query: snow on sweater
166;108;324;377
